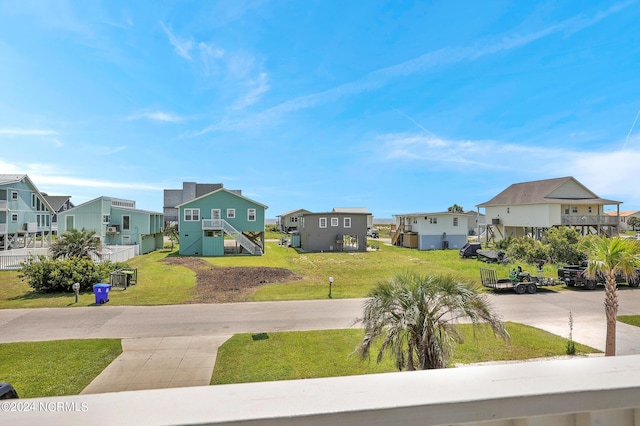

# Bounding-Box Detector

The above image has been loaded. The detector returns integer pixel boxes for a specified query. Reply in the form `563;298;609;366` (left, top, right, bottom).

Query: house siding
178;189;266;256
299;213;368;252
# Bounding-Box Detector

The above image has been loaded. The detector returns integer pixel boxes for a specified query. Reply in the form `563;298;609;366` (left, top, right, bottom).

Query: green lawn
618;315;640;327
0;339;122;398
0;242;561;308
211;323;599;385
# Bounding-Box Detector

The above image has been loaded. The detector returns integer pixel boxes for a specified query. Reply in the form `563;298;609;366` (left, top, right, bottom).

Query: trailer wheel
584;280;597;290
515;284;526;294
527;283;537;294
629;279;639;288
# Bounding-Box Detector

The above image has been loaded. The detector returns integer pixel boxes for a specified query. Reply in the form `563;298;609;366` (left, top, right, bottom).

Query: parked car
367;228;379;238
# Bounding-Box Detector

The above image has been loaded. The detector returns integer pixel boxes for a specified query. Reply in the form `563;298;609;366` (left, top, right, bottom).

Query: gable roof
176;187;268;209
43;195;73;212
477;176;621;208
278;208;311;217
393;211;468;217
332;207;370;214
0;174;55;212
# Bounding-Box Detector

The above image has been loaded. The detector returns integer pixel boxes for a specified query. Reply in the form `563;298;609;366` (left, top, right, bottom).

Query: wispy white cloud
127;111;184;123
160;21;193;60
0;128;57;136
247;1;636;122
232;72;270;110
199;42;225;76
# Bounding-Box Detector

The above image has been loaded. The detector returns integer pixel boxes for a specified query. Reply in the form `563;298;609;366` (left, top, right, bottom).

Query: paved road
2;288;640;354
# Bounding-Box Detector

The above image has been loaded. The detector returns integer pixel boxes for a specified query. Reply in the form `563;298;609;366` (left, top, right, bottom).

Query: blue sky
1;1;640;218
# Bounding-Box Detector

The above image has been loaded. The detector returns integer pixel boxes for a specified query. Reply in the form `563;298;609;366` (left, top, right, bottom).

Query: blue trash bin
92;283;111;304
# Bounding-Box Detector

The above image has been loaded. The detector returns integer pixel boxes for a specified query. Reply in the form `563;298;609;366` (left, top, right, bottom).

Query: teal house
0;174;54;250
177;188;267;256
57;196;164;255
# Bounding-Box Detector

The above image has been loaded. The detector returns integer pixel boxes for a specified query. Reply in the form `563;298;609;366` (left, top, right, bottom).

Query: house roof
62;196;162;215
301;211;370;216
393;211;468;217
332;207;370;214
43;195;73;212
0;174;28;184
0;174;55;212
476;176;621;208
176;187;268;209
277;208;311;217
605;211;639;217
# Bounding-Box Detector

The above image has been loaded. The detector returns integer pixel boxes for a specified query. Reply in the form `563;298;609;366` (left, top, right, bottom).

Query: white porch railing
0;245;139;270
202;219;262;255
6;354;640;425
0;200;7;210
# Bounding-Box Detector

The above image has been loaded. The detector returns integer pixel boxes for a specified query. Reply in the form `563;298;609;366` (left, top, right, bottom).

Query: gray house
297;211;368;252
43;193;74;235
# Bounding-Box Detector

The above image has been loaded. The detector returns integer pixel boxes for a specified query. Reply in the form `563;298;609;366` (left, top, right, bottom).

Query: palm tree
51;228;102;260
356;272;508;370
447;204;464;213
581;236;640;356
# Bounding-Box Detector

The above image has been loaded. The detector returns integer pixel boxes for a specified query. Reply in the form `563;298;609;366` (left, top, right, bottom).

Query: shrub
19;256;127;293
505;237;547;264
542;227;584;265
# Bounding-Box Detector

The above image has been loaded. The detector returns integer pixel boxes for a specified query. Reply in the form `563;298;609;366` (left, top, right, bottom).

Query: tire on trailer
629;278;640;288
515;284;526;294
583;280;597;290
527;283;537;294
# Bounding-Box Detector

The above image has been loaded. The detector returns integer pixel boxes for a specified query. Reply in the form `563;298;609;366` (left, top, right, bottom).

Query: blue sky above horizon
2;0;640;218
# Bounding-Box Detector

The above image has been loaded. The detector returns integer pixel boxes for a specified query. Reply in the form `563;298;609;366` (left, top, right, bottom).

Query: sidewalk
82;335;231;394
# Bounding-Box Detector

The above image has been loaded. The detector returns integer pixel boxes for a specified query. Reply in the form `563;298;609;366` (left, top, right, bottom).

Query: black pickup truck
557;263;640;290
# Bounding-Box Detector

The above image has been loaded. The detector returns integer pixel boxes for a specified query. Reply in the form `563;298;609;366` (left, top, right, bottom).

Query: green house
177;188;268;256
57;196;164;255
0;174;54;250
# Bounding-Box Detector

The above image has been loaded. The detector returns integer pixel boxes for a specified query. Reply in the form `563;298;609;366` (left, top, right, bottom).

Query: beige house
477;176;621;242
606;210;640;231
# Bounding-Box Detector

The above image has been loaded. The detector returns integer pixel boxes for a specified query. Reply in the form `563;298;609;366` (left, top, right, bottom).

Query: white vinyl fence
0;245;139;271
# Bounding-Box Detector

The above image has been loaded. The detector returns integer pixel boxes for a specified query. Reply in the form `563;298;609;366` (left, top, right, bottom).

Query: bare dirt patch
162;257;302;303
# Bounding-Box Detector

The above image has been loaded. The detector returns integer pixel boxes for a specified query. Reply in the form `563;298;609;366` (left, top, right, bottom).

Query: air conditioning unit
106;226;118;234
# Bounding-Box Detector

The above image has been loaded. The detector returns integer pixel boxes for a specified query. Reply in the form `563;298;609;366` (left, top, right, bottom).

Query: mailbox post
328;276;334;299
72;282;80;303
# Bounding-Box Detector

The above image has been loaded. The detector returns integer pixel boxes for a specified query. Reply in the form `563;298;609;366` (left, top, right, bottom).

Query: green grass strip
0;339;122;398
211;323;599;385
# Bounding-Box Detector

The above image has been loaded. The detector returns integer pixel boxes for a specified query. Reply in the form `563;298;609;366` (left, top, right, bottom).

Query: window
453;217;458;226
319;217;327;228
11;191;18;200
344;217;351;228
227;208;235;219
564;207;569;215
291;216;298;223
205;230;222;237
102;215;111;224
122;215;131;231
588;207;593;213
31;194;36;208
429;217;438;224
572;206;578;214
248;209;256;222
11;213;18;222
184;208;200;221
507;208;510;214
331;217;339;227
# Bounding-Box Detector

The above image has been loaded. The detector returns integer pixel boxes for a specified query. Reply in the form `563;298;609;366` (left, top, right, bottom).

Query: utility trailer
480;267;559;294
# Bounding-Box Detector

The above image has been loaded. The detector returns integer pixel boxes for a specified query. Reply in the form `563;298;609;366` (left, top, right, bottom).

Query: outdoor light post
72;282;80;303
328;276;334;298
